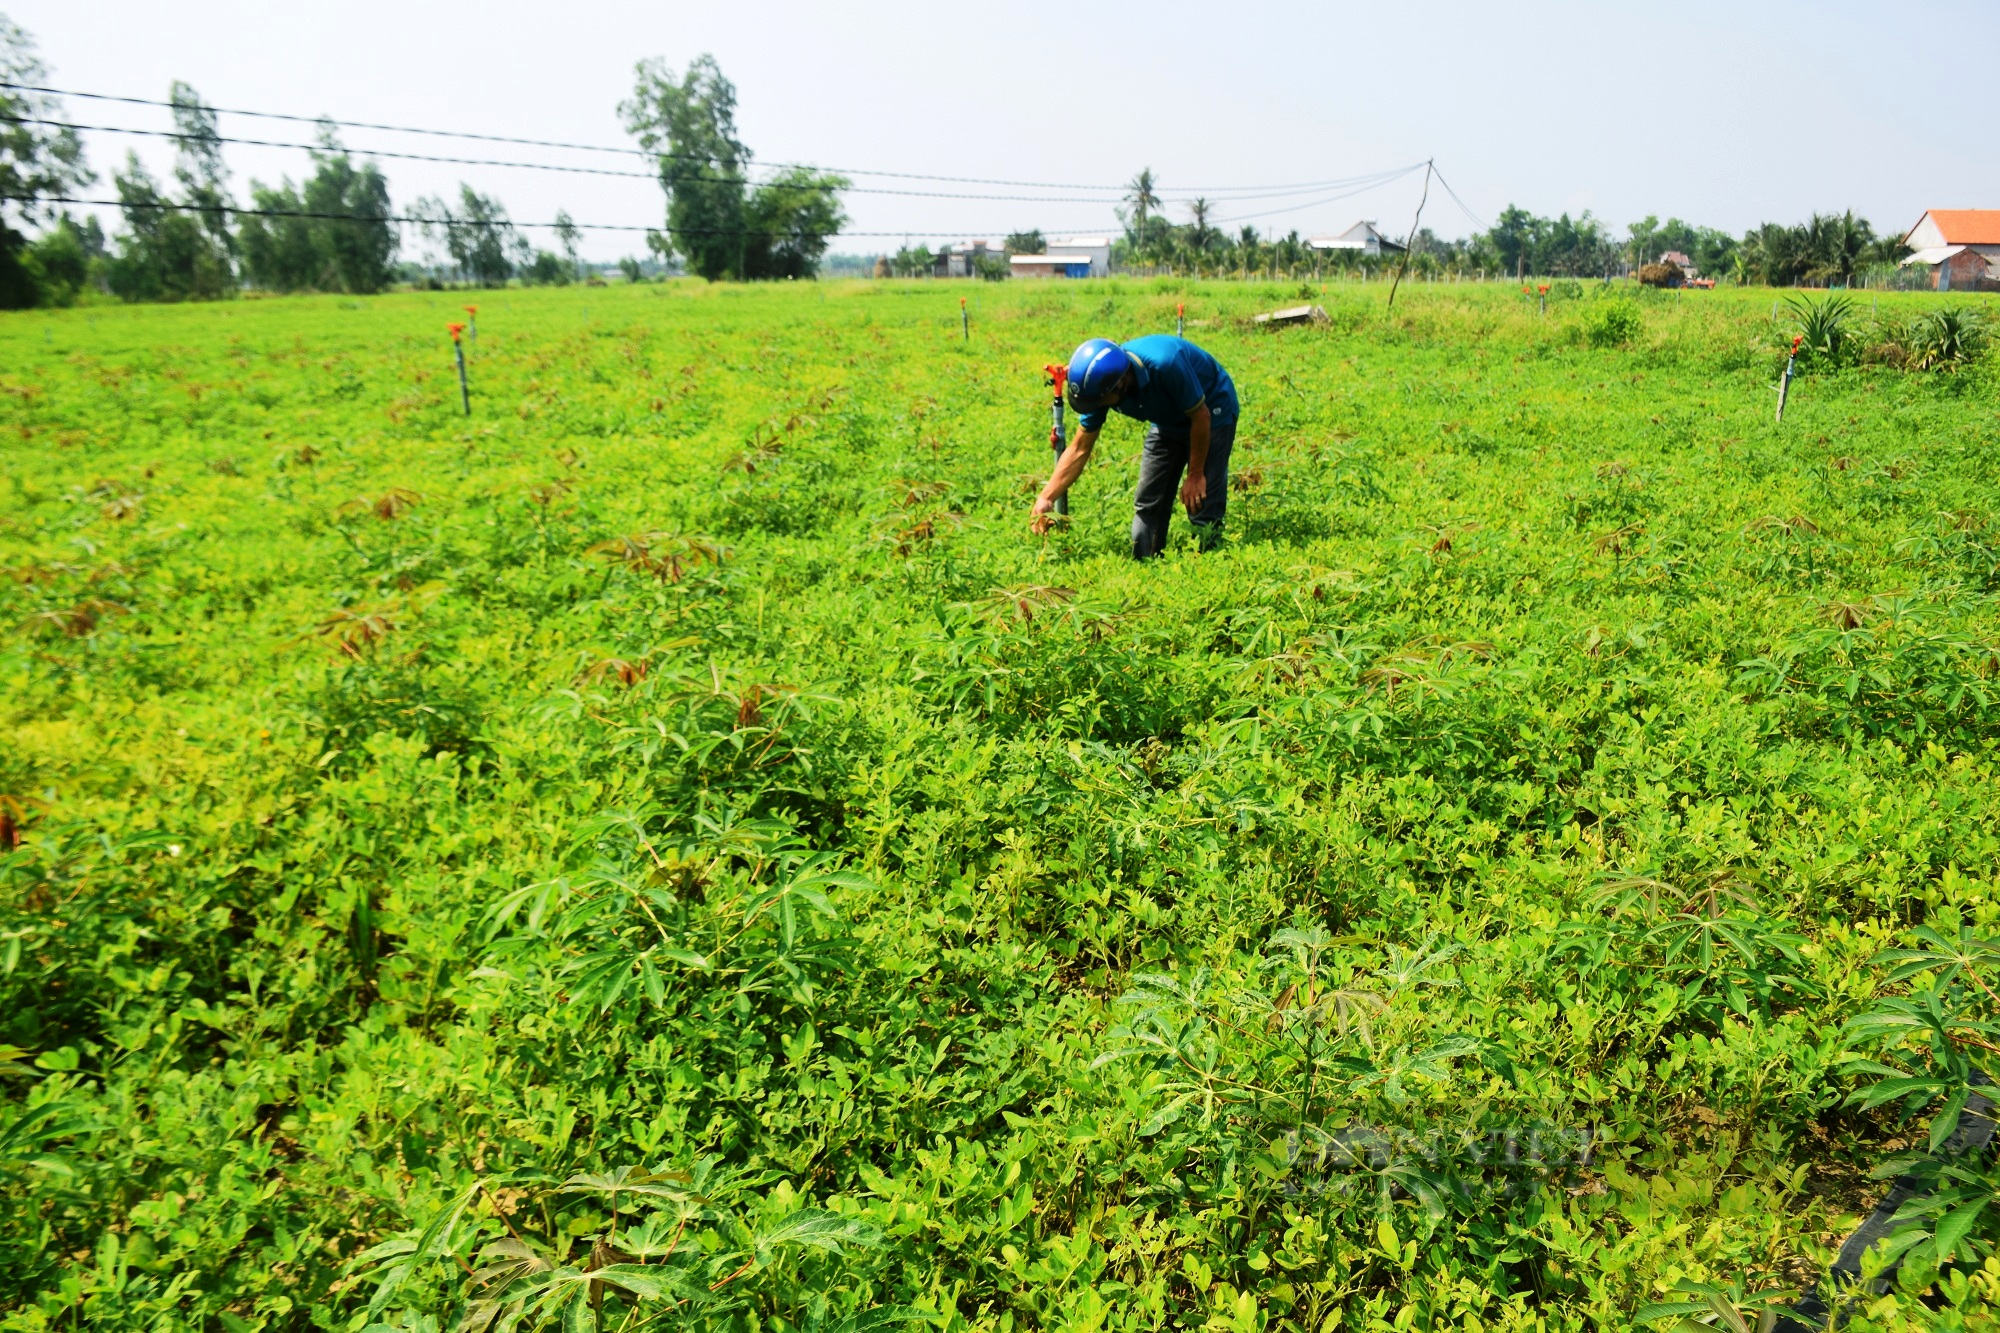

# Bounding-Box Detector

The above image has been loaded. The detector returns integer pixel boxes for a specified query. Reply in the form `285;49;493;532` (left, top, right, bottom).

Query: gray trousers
1132;414;1236;559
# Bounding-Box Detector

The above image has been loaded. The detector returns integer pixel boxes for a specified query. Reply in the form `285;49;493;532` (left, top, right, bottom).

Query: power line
1430;163;1486;231
0;113;1423;208
0;79;1437;199
1210;166;1428;226
1;193;1092;240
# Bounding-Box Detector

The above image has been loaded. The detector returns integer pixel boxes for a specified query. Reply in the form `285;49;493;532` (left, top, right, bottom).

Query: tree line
0;22;848;307
1085;167;1915;285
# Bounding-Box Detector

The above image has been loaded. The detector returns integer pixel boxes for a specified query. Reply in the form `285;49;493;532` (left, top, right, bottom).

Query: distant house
934;240;1002;279
1010;255;1092;279
1660;250;1696;278
1306;221;1405;257
1007;236;1112;279
1900;210;2000;291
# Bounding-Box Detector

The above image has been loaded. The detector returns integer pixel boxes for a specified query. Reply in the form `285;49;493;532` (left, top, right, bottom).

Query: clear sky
10;0;1993;262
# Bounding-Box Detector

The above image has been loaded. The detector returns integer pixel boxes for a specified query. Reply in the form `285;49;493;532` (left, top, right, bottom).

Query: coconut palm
1125;168;1161;231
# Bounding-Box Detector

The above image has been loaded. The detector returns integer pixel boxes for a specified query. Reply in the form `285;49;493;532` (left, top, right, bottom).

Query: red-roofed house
1901;210;2000;291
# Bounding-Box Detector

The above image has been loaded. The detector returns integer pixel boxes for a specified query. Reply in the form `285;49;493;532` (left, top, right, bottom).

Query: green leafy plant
1786;291;1856;366
1910;305;1987;371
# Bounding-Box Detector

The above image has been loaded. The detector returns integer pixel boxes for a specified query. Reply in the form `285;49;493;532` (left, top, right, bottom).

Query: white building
1006;236;1112;279
1900;210;2000;292
1010;255;1093;279
1048;237;1112;276
1306;221;1405;257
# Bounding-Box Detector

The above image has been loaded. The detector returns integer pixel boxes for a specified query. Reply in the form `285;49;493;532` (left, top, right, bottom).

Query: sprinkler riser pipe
454;341;471;416
1050;399;1069;516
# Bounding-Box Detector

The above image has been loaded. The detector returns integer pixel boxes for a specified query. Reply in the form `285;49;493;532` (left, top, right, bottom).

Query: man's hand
1182;403;1211;516
1030;425;1098;534
1180;471;1207;515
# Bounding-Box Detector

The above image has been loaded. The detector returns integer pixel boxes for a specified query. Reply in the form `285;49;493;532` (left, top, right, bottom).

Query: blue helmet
1066;338;1132;414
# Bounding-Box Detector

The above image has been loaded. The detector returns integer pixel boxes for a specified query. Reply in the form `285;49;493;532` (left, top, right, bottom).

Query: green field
5;278;2000;1331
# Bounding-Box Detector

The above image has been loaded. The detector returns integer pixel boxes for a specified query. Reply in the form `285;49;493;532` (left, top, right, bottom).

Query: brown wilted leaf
892;478;949;509
981;584;1077;626
1745;513;1818;536
21;599;128;638
1591;524;1644;557
584;657;650;687
526;479;574;510
721;424;784;475
0;794;46;850
586;532;728;584
339;488;422;521
313;604;398;657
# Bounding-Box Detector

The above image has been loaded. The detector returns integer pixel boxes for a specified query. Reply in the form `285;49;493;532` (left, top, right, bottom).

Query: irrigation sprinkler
960;297;969;343
1775;334;1802;423
463;304;478;343
1043;362;1070;516
448;323;471;416
1538;284;1548;317
1177;302;1185;337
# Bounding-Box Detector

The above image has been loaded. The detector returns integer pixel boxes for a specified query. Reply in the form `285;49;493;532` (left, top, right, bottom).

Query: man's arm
1031;425;1099;531
1179;403;1211;515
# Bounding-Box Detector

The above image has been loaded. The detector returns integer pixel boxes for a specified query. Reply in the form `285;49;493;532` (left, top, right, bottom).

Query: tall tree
169;81;230;243
743;167;849;279
1483;205;1544;279
622;55;847;281
0;16;93;307
238;128;397;293
1804;210;1872;286
105;153;233;301
105;82;236;302
414;185;525;286
1125;168;1160;232
621;55;748;281
1186;198;1214;251
554;209;582;280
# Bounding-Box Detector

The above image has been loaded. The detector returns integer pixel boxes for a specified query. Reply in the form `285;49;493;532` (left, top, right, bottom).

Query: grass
4;276;2000;1331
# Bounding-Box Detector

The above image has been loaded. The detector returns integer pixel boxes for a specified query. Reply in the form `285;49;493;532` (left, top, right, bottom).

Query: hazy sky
12;0;1993;261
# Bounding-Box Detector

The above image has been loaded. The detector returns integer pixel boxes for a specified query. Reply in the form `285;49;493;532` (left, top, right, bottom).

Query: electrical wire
0;193;1103;239
1205;165;1429;227
0;79;1435;200
0;113;1425;208
1429;163;1486;231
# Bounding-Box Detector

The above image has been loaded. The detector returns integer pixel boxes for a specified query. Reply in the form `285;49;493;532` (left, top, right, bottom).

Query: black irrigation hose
1776;1070;1998;1332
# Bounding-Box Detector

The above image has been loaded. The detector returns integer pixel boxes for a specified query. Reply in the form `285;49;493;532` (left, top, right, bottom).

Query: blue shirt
1079;335;1239;433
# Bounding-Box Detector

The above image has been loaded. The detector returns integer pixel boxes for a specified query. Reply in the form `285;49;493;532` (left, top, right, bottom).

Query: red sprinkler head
448;322;465;341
